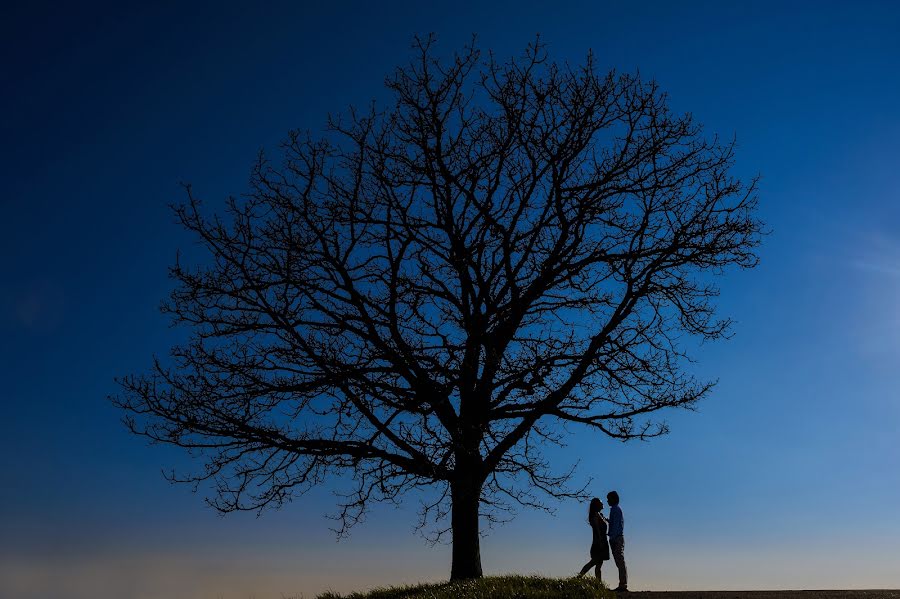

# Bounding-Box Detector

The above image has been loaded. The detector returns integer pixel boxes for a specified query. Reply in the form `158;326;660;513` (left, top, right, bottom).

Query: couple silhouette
576;490;628;592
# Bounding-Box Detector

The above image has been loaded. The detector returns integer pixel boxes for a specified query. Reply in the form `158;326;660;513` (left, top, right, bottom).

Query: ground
315;576;900;599
628;593;900;599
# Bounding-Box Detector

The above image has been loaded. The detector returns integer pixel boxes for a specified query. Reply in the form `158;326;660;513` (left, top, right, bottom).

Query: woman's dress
589;512;610;561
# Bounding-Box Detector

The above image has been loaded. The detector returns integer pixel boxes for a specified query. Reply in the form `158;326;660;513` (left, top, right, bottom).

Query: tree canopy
113;37;763;579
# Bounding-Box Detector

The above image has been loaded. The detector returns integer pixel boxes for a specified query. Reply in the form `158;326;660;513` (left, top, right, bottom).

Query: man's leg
611;536;628;590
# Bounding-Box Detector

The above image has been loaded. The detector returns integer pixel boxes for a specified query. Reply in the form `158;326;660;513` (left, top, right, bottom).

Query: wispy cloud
846;230;900;278
841;229;900;359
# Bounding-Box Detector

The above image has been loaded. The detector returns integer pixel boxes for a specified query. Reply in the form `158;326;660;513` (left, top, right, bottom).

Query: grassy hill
316;575;615;599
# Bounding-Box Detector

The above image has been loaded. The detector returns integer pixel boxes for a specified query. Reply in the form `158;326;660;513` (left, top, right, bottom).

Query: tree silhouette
113;37;762;579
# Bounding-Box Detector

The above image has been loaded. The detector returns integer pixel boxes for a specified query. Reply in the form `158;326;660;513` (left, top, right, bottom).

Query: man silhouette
607;490;628;592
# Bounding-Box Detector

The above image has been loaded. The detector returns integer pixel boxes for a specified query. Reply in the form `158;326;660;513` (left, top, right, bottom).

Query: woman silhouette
577;497;609;581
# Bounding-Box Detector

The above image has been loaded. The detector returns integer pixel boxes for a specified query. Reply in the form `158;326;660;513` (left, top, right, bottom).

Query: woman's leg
578;559;597;577
594;560;603;581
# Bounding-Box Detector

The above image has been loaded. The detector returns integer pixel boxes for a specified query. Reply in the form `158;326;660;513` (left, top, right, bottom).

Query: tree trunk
450;476;483;580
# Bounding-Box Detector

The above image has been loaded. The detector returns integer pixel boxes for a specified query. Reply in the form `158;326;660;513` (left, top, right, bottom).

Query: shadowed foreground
626;593;900;599
316;577;900;599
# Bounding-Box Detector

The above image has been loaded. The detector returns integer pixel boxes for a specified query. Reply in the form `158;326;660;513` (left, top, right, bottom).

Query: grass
316;575;616;599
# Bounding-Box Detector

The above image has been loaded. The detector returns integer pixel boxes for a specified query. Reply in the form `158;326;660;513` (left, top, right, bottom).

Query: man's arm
609;506;622;536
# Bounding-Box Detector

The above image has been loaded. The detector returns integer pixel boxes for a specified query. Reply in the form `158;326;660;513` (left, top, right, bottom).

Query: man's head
607;490;620;506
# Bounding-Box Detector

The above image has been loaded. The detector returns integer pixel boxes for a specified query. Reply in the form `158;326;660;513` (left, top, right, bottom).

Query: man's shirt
608;505;624;538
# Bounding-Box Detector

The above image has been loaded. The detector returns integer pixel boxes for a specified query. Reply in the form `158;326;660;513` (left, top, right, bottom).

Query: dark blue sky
2;2;900;597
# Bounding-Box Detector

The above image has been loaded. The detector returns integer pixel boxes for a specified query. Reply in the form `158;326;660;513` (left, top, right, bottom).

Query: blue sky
2;1;899;597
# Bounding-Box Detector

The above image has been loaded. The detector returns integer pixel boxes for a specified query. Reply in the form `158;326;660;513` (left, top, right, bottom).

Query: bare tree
113;37;762;580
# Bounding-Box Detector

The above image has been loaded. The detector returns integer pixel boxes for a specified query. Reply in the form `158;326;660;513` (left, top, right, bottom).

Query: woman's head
588;497;603;519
